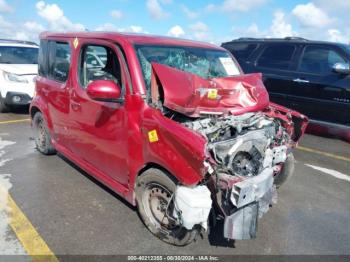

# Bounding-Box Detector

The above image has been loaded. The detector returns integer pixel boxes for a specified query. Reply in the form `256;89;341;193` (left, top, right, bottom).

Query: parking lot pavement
0;111;349;256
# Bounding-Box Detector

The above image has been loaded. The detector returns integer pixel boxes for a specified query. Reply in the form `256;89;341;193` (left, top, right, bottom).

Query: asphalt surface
0;109;349;255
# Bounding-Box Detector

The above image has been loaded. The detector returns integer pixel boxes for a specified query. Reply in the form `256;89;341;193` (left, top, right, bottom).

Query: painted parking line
297;145;350;163
1;187;58;262
305;164;350;182
0;119;30;125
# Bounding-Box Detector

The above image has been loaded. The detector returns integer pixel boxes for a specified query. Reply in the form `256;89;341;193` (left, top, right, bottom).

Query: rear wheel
135;168;198;246
0;93;10;113
33;112;56;155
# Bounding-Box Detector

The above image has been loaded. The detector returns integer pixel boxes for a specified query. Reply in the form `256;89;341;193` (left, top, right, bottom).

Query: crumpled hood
151;63;269;117
0;64;38;75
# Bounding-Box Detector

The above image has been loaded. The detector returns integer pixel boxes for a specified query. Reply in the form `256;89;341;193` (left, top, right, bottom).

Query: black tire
135;168;198;246
32;112;56;155
0;93;10;113
274;153;295;188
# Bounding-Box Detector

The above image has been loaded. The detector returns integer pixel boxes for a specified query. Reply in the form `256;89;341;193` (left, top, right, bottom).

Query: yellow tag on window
148;130;159;143
73;37;79;49
207;89;218;99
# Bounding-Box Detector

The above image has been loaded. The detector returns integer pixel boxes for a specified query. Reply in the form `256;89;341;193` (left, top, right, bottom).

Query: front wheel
32;112;56;155
135;168;198;246
274;153;295;188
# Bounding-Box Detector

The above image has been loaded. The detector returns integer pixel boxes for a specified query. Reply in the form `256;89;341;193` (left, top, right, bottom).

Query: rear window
0;46;38;64
39;40;71;82
257;44;296;70
223;43;258;61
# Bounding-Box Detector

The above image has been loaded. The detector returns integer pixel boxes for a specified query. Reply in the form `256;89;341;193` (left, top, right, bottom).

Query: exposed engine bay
183;112;289;177
173;111;297;240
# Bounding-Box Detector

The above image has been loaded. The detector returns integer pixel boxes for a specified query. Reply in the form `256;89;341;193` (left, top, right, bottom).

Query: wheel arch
30;97;53;131
30;106;41;119
128;162;179;204
136;162;179;185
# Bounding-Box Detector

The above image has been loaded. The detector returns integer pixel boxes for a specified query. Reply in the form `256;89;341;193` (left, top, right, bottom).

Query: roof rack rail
235;37;258;41
0;39;38;46
284;36;308;41
232;37;308;42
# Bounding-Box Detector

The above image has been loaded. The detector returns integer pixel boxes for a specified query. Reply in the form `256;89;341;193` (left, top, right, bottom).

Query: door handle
293;78;309;83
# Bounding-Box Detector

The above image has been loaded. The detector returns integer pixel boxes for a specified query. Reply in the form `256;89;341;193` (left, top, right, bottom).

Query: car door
68;39;131;186
38;40;72;146
289;45;350;125
253;43;300;108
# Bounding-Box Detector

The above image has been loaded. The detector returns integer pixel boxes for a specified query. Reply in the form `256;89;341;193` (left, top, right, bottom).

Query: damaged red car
30;32;308;246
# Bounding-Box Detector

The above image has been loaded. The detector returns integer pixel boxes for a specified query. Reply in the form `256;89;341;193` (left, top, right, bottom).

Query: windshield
135;45;241;89
0;46;38;64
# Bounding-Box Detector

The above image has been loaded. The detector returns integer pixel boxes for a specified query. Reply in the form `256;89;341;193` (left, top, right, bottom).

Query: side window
299;46;348;75
48;41;71;82
225;43;258;61
38;40;48;77
53;42;71;82
257;44;296;70
79;45;121;88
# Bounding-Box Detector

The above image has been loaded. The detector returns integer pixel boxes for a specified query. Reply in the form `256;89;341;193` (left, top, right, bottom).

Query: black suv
222;37;350;134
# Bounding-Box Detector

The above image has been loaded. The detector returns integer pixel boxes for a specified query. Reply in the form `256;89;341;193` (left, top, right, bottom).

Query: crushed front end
180;108;307;240
148;62;308;241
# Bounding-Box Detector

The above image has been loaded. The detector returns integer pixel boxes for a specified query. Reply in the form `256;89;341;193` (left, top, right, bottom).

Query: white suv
0;39;38;112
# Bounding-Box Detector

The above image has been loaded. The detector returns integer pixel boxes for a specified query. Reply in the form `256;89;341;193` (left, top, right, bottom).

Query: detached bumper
5;92;32;106
219;167;277;240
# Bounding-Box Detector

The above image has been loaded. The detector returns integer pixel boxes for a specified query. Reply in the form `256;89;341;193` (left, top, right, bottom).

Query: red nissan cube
30;32;308;246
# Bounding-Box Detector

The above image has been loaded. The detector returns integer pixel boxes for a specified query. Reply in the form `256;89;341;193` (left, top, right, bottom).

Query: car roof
222;37;348;47
40;31;224;50
0;39;38;47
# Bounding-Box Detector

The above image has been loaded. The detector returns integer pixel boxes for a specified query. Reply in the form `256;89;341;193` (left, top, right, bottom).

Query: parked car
222;37;350;141
0;39;38;112
30;32;308;246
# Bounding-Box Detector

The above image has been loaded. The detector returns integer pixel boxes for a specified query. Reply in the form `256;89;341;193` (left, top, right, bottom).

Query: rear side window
49;42;71;82
257;44;296;70
299;46;348;75
39;40;71;82
224;43;258;61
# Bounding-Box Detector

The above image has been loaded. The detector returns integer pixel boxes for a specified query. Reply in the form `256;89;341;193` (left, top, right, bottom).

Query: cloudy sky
0;0;349;44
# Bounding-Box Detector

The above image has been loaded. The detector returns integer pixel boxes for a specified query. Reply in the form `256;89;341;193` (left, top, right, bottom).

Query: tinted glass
38;40;48;76
257;44;296;70
299;46;347;74
79;45;121;88
135;45;240;89
49;42;71;82
225;43;258;60
0;46;38;64
340;44;350;55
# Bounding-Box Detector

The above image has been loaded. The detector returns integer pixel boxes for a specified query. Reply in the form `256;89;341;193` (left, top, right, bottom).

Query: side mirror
333;63;350;75
86;80;122;103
